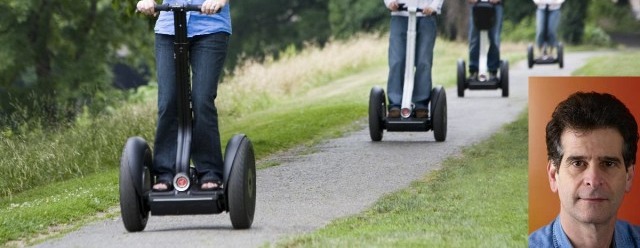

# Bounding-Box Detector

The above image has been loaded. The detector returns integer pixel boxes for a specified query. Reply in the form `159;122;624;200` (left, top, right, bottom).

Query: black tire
226;135;256;229
456;59;466;97
431;86;447;142
119;136;151;232
368;86;385;141
557;43;564;69
500;60;509;98
527;44;534;69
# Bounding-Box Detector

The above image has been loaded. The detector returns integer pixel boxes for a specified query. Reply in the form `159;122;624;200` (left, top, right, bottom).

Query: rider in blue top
137;0;230;191
154;0;231;37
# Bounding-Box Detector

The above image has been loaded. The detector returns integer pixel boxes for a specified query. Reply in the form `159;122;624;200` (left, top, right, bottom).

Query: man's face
548;128;635;225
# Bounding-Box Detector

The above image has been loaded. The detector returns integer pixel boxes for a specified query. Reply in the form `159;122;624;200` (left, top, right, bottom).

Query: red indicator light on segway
173;173;191;191
176;177;188;188
401;108;411;118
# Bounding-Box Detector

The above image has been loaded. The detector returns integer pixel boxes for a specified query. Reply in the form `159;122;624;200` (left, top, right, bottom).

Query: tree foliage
559;0;590;44
227;0;331;69
0;0;152;127
328;0;388;39
0;0;615;129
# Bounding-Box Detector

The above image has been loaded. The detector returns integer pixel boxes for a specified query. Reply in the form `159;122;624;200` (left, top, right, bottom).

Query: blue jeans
536;7;561;49
468;4;503;73
387;15;437;110
153;33;228;183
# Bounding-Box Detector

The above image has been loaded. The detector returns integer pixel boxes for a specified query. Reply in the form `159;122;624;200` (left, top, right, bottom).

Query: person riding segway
119;2;256;232
369;0;447;142
527;0;564;69
457;0;509;98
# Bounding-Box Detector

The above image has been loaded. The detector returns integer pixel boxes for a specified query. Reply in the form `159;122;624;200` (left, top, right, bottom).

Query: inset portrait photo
528;77;640;247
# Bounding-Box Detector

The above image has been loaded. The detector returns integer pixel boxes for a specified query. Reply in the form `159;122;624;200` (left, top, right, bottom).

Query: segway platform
369;86;447;142
148;189;224;215
386;118;431;132
527;43;564;69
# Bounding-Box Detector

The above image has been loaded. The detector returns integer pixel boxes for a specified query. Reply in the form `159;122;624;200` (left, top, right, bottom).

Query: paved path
35;52;599;248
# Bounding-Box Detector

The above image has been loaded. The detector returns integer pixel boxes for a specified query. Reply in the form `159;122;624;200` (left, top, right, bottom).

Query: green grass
0;102;156;198
572;50;640;76
0;170;119;247
224;102;366;159
277;112;529;247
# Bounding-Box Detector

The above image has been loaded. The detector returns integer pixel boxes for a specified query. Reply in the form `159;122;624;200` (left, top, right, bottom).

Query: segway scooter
369;4;447;142
457;0;509;97
119;4;256;232
527;4;563;69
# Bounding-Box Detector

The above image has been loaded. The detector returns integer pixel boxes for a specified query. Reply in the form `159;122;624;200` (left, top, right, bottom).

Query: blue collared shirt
154;0;232;37
529;216;640;247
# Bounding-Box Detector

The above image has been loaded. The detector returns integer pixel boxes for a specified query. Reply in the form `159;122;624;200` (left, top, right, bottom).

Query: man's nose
583;164;605;188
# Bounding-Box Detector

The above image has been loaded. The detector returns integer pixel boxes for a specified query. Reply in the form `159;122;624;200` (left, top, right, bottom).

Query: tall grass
572;51;640;76
217;33;387;118
0;101;156;198
0;33;388;199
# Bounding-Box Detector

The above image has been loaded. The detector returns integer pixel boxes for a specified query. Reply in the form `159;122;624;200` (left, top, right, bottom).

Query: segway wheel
500;60;509;98
119;137;152;232
225;134;256;229
430;86;447;142
527;44;534;69
368;86;385;141
456;59;466;97
557;43;564;69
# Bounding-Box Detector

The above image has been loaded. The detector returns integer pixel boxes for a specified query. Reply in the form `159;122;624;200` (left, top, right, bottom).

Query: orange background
529;77;640;233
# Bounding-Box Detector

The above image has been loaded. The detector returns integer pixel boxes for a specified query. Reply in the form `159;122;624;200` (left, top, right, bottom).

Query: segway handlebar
396;4;424;13
154;4;202;12
154;4;223;13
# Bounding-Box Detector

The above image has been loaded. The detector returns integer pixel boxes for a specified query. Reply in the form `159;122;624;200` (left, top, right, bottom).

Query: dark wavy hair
546;92;638;170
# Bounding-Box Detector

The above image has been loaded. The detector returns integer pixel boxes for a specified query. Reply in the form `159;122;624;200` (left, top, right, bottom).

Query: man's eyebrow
599;156;622;163
564;155;587;162
563;156;623;163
